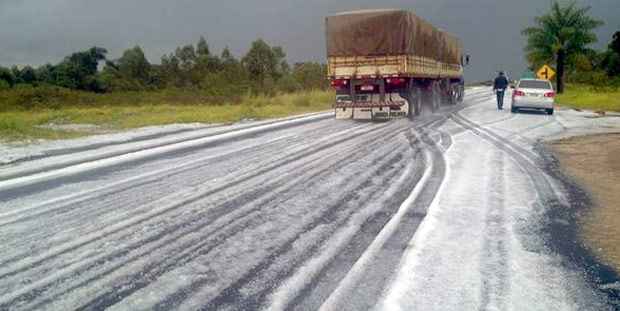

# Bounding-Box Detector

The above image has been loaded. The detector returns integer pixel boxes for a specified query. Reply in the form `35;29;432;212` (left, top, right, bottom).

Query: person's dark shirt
494;76;509;90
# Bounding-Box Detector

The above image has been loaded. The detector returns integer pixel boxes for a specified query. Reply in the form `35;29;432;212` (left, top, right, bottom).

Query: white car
511;79;555;115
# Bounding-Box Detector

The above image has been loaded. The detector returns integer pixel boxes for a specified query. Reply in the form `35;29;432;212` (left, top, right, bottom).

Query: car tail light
513;90;525;97
330;79;349;89
544;92;555;98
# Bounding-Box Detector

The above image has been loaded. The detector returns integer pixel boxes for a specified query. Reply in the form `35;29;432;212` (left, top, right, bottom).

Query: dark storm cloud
0;0;618;81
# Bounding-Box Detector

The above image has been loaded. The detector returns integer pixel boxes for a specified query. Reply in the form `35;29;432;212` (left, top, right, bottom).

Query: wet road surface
1;88;618;310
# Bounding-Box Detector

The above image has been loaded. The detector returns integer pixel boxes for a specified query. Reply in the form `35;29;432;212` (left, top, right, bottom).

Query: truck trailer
326;9;467;120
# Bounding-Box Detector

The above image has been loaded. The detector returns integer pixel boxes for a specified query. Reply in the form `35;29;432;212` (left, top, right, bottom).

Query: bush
569;70;611;88
0;116;29;135
0;80;9;91
199;72;246;97
0;85;85;111
255;76;277;97
293;94;312;107
276;74;301;93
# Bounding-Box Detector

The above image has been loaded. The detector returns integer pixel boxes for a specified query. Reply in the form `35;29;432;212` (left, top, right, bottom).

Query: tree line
522;1;619;92
0;37;329;95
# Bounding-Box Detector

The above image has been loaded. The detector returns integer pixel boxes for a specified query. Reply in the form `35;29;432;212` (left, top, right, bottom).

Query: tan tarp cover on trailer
325;9;462;65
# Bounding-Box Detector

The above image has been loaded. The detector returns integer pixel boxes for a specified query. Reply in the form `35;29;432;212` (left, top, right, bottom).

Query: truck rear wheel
433;83;441;112
408;87;422;117
441;81;451;106
424;83;438;113
449;84;460;105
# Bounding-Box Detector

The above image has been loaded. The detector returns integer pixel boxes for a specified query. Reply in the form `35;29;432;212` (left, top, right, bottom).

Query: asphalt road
0;89;618;310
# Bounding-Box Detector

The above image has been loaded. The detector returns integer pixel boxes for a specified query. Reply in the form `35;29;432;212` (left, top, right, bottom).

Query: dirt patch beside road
550;133;620;272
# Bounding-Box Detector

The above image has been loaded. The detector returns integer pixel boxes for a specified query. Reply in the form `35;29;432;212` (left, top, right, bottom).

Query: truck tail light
330;79;349;88
513;90;525;97
386;78;406;85
544;91;555;98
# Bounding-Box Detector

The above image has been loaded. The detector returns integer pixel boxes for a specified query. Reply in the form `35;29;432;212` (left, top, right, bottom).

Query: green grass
556;84;620;112
0;89;334;141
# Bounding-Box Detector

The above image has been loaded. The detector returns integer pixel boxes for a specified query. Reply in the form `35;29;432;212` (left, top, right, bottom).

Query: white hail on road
1;87;619;310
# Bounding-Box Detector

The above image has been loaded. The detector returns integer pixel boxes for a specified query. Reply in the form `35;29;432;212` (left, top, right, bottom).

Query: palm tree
522;1;603;93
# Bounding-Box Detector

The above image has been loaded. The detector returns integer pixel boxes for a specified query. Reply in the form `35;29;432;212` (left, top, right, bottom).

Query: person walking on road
493;71;509;110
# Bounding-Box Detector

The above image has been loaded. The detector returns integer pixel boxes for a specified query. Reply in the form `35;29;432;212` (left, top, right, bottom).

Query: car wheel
546;109;554;115
511;106;518;113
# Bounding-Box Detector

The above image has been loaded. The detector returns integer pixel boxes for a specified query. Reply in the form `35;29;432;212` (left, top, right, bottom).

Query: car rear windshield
518;80;552;89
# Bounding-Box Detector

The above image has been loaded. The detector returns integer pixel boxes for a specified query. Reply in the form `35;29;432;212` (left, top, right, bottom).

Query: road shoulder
548;133;620;272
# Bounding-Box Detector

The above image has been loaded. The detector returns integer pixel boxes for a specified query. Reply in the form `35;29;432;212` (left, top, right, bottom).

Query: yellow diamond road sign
537;64;556;80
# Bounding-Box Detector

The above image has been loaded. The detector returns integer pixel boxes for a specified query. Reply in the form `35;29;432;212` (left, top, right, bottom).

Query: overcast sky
0;0;618;81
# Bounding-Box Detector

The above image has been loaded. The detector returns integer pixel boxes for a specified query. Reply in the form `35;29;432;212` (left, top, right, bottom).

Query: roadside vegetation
522;1;619;111
0;88;333;141
522;1;604;94
556;84;620;112
0;37;332;141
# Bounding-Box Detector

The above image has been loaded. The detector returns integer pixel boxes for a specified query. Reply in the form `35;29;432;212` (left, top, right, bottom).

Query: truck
325;9;468;120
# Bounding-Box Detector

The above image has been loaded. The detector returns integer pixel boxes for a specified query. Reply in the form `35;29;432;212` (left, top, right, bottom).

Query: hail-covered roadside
1;88;619;310
375;101;618;311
